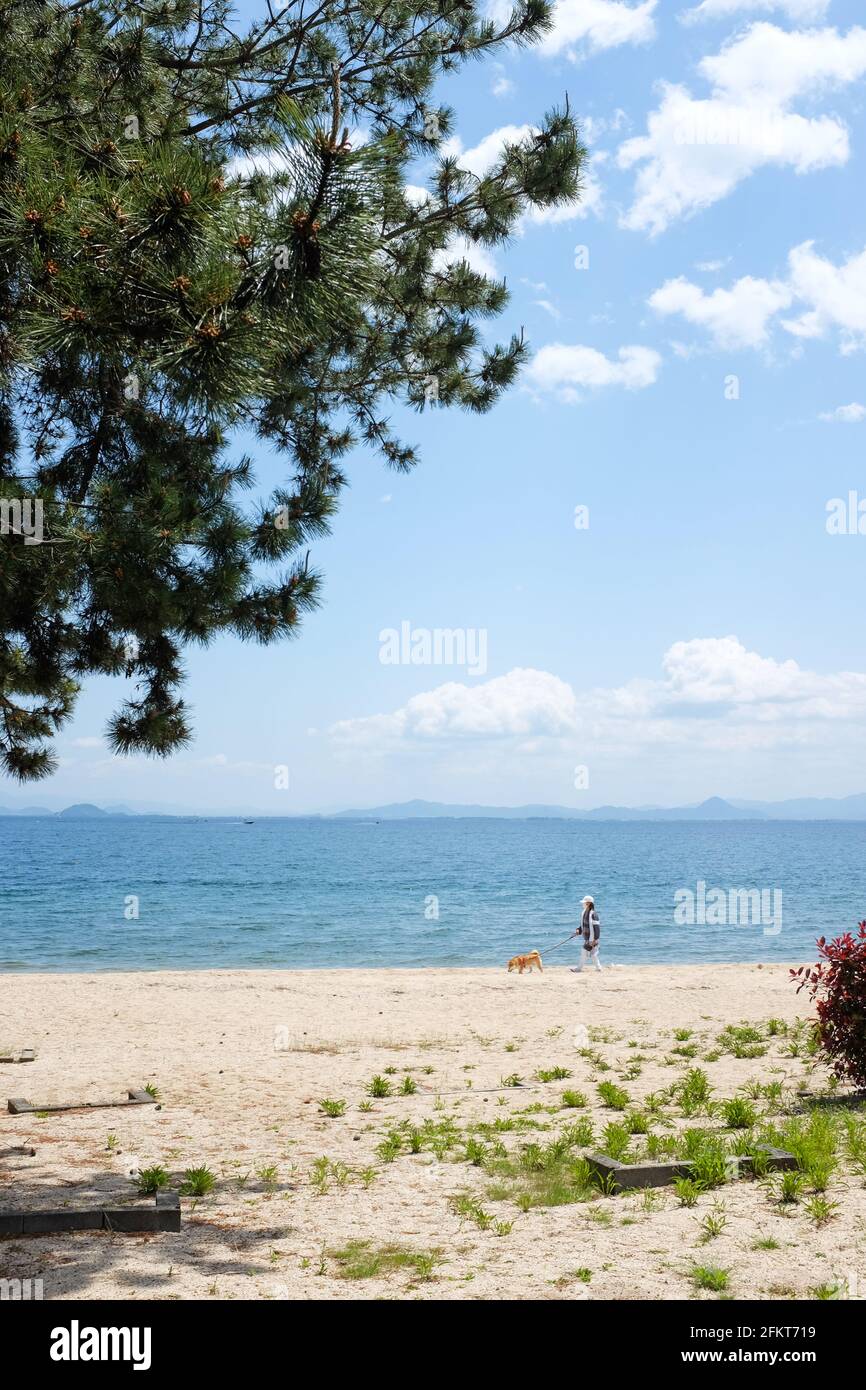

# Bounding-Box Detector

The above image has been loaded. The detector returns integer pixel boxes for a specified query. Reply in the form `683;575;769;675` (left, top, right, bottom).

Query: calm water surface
0;816;862;971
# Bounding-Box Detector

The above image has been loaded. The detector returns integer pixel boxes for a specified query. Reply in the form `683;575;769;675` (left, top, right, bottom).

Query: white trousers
574;945;602;972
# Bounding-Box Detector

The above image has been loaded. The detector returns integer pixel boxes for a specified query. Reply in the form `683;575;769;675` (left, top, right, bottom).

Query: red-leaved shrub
792;921;866;1089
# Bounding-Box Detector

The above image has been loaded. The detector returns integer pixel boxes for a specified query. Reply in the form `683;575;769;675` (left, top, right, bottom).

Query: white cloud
69;736;104;750
446;125;605;225
227;149;293;181
443;125;533;178
538;0;657;58
648;274;792;349
648;240;866;354
682;1;830;25
331;669;580;746
228;129;371;182
433;237;500;279
618;23;866;235
582;111;629;144
820;402;866;423
330;639;866;760
526;343;662;398
530;154;607;224
490;63;514;98
781;240;866;352
659;637;810;707
699;22;866;107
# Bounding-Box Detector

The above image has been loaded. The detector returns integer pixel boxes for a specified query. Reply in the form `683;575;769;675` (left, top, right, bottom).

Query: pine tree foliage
0;0;585;779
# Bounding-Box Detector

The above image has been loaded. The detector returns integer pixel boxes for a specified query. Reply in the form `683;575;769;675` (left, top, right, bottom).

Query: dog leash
539;930;580;955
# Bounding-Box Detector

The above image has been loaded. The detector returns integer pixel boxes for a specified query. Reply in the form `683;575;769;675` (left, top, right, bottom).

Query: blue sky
9;0;866;814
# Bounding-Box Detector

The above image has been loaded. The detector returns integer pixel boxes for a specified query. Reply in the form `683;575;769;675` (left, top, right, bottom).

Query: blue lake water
0;816;862;972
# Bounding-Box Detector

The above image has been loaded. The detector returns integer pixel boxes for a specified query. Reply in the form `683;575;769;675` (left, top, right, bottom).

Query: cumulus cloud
781;240;866;351
820;402;866;423
228;129;371;183
618;23;866;235
681;1;830;25
330;639;866;760
537;0;657;57
648;274;792;349
446;125;605;224
485;0;655;56
648;240;866;353
227;149;294;181
443;125;533;178
331;669;580;746
659;637;815;708
526;343;662;399
531;154;607;224
403;184;431;208
407;186;503;278
433;237;500;279
700;22;866;107
582;111;629;144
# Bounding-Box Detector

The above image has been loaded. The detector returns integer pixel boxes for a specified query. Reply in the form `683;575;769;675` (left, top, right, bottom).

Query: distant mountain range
330;796;752;820
331;794;866;822
0;802;132;818
6;794;866;821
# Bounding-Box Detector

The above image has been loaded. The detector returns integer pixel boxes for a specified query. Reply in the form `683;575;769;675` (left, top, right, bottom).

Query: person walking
571;895;602;973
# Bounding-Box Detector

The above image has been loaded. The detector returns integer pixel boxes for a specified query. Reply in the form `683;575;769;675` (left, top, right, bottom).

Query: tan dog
507;950;543;974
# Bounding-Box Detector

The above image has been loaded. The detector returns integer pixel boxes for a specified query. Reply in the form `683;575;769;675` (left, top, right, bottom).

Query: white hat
581;895;594;904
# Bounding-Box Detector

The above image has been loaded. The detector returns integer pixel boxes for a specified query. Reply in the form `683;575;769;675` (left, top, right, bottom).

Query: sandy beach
1;962;864;1301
